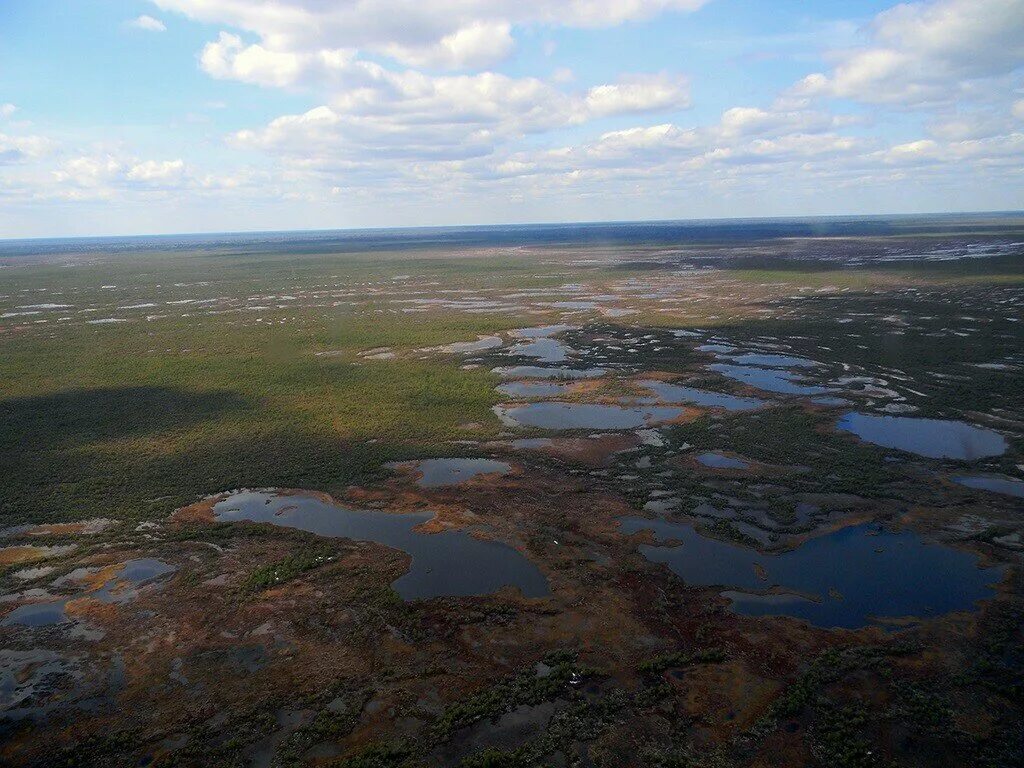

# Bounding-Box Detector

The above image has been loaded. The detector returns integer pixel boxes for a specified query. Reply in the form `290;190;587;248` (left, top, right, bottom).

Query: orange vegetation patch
0;544;75;566
0;546;50;566
65;596;120;624
172;495;220;524
561;379;605;397
664;407;705;425
679;660;783;735
74;563;126;593
343;485;475;533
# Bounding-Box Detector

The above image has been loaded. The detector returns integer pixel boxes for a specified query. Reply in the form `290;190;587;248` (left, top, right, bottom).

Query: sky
0;0;1022;238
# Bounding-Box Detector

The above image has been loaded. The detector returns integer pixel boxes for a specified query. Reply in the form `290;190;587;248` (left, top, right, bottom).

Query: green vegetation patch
243;546;338;592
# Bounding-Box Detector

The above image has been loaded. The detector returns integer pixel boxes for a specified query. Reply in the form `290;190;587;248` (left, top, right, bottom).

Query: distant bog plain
1;215;1023;767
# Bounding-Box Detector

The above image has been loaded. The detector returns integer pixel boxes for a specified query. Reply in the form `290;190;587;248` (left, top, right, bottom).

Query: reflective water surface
638;380;766;412
708;363;830;395
496;403;684;430
952;474;1024;498
400;458;511;487
695;452;750;470
213;491;549;600
618;518;1003;629
837;412;1008;460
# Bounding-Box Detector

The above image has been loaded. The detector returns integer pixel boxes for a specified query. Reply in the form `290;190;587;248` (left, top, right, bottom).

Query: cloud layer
2;0;1022;234
157;0;709;69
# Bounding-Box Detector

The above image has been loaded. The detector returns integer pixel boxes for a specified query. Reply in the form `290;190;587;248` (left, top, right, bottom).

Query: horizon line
3;209;1024;246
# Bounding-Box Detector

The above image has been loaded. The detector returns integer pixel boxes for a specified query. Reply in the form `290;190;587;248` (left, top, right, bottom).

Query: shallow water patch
695;452;750;470
618;518;1003;629
495;403;684;430
394;458;512;488
509;438;554;449
638;380;765;412
1;600;70;627
708;363;830;395
508;337;572;363
951;474;1024;498
431;336;504;354
0;648;88;720
213;492;548;600
837;412;1007;460
724;353;820;368
89;559;177;604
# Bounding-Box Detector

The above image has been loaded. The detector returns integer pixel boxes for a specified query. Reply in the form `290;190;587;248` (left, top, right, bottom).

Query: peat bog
2;217;1023;767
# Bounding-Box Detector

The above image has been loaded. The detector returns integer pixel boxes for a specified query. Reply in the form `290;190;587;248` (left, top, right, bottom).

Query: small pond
952;474;1024;498
397;458;511;488
1;601;69;627
695;452;750;470
435;336;504;354
708;363;830;395
496;403;684;430
89;559;177;604
723;352;820;368
638;380;766;412
508;338;572;363
213;492;549;601
618;518;1003;629
837;412;1007;460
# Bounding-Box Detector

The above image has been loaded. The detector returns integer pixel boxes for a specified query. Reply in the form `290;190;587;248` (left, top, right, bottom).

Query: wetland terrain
1;215;1023;767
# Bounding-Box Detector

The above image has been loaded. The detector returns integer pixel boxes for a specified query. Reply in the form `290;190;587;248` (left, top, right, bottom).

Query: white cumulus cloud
129;14;167;32
0;133;54;164
794;0;1024;106
155;0;709;69
585;74;691;116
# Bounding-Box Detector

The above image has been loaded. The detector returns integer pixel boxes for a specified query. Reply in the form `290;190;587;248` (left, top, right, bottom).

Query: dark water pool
496;403;684;430
618;518;1003;629
952;474;1024;498
695;452;750;470
1;601;69;627
638;380;765;412
837;412;1007;460
708;363;830;395
213;492;549;601
400;458;511;487
724;353;819;368
91;559;177;604
118;559;175;583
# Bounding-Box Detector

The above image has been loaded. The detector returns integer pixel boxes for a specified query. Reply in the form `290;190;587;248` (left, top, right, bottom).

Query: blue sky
1;0;1021;237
